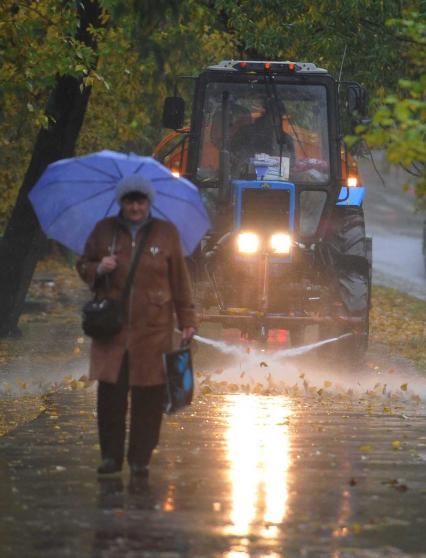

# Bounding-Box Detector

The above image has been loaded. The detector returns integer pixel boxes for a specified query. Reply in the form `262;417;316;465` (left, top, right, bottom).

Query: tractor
155;60;372;363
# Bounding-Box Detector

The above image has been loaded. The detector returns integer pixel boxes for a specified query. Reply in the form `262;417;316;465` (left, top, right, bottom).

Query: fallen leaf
359;444;373;453
259;361;268;367
400;383;408;391
352;522;362;534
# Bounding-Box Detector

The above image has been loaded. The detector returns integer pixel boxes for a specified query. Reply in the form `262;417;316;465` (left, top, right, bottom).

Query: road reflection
224;394;292;540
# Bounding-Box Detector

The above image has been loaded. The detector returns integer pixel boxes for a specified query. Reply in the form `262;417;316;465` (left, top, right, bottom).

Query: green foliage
0;0;233;231
353;10;426;208
215;0;407;93
78;0;235;154
1;0;425;231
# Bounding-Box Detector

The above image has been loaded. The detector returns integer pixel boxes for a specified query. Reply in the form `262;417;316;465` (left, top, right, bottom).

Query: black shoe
97;458;122;476
129;463;149;478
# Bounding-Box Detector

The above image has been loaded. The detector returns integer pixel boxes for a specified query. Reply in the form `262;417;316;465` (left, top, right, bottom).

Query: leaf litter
193;334;425;413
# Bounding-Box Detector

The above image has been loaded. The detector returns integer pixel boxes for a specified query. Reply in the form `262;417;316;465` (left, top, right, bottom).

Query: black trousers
97;353;166;467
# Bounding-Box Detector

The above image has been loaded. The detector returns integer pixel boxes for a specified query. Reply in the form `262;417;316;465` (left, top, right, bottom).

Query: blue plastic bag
163;347;194;414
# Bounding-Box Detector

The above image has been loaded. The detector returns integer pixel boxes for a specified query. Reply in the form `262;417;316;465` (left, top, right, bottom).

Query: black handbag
82;222;152;340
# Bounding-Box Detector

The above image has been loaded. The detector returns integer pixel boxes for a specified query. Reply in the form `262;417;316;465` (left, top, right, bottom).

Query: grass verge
370;286;426;372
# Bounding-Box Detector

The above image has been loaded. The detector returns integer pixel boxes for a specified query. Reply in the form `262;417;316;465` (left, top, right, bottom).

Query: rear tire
319;206;371;366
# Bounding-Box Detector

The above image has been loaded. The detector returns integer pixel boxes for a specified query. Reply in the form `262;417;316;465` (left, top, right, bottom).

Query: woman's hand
181;326;196;345
97;255;118;275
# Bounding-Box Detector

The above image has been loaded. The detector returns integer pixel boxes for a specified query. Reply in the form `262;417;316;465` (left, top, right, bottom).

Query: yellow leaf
392;440;402;450
70;380;85;390
352;522;362;535
253;383;263;394
359;444;373;453
400;383;408;391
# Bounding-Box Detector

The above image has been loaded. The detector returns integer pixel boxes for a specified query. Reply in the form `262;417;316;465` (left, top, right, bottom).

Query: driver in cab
230;100;295;180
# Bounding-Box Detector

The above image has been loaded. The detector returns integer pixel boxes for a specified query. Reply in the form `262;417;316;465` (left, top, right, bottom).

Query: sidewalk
2;383;426;558
2;260;426;557
0;262;89;436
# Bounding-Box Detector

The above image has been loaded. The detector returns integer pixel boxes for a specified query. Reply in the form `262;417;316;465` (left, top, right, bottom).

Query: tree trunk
0;1;103;336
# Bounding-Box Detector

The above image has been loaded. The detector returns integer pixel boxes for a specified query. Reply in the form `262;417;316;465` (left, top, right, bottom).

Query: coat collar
116;212;153;232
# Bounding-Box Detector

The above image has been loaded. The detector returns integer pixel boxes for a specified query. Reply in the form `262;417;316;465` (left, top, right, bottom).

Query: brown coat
77;216;196;387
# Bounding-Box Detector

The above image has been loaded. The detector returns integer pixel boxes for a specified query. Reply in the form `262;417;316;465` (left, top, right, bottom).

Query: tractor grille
241;188;290;230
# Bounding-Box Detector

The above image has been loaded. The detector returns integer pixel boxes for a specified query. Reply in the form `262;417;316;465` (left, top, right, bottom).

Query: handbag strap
121;220;153;302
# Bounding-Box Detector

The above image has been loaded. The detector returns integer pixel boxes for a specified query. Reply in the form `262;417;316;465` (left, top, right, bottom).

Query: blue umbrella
28;150;210;255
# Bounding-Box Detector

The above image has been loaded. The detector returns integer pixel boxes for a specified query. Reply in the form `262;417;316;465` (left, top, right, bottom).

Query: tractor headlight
270;232;291;254
237;232;259;254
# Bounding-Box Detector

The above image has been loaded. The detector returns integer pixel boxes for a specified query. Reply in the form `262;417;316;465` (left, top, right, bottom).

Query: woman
77;175;196;477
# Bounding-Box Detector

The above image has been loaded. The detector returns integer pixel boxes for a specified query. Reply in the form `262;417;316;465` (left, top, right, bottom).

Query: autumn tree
0;0;232;336
0;0;105;336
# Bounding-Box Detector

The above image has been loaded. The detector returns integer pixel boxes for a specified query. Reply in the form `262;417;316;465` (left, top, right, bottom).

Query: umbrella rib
154;192;208;220
103;195;118;219
150;176;196;191
32;178;116;192
153;206;192;254
110;158;124;179
74;160;121;180
132;161;146;174
44;186;116;231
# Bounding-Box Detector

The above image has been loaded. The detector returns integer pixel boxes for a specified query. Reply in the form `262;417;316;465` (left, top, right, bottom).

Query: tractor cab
156;60;371;363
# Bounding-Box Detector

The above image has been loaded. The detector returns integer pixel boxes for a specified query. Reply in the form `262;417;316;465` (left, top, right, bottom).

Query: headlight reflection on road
225;394;292;539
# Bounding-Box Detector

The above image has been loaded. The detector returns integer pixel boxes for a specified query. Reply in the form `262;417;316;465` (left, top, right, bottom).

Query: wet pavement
1;264;426;557
2;376;426;557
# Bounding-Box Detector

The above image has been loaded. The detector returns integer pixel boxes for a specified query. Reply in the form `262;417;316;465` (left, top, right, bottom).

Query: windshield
196;81;330;185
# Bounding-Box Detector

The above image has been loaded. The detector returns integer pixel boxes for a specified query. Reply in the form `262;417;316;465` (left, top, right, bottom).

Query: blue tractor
158;60;372;363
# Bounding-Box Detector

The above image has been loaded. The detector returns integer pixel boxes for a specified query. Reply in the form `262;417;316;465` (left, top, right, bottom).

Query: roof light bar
232;61;301;73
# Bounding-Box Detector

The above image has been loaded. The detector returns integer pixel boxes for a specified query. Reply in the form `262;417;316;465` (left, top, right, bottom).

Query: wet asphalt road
359;152;426;300
1;378;426;558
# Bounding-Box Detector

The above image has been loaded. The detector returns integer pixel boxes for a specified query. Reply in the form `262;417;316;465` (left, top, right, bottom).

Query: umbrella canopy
28;150;210;256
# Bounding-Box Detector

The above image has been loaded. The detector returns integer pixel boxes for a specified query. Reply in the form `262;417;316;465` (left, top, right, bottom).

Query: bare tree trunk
0;0;103;336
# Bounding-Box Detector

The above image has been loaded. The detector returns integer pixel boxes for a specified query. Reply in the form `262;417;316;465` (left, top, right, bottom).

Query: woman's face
121;196;150;222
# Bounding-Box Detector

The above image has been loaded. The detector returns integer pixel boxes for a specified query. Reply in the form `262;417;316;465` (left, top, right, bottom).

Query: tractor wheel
319;206;371;366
